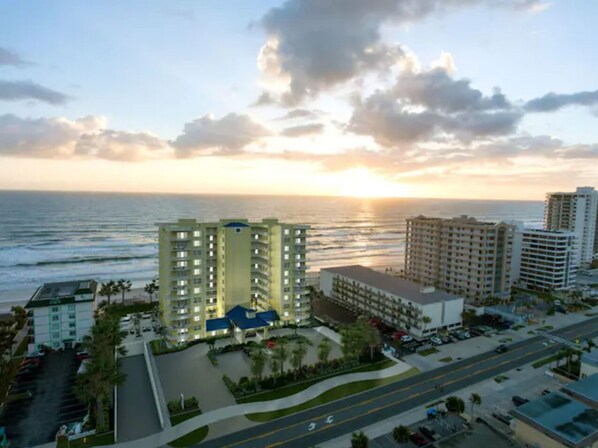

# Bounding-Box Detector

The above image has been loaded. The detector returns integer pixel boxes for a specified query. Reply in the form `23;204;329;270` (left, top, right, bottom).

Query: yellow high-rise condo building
157;218;310;343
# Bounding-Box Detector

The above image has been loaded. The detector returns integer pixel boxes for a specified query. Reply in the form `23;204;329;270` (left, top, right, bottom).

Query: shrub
207;350;218;366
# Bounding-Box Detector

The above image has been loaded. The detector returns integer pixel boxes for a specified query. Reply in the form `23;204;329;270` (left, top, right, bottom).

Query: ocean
0;190;544;304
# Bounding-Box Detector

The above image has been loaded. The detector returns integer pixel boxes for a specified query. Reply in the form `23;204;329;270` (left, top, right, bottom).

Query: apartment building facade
321;265;463;339
405;215;514;301
513;228;578;292
25;280;97;352
158;218;310;342
545;186;598;267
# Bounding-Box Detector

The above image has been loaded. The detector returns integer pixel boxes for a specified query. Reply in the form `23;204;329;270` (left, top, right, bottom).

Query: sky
0;0;597;199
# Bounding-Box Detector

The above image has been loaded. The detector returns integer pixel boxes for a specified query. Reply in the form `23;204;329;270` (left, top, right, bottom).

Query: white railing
143;342;165;429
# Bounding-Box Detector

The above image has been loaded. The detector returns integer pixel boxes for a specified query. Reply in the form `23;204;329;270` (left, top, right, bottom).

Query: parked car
492;411;513;425
430;336;443;346
409;432;429;447
142;327;152;332
76;350;89;361
512;396;529;406
245;331;256;338
554;300;562;306
440;335;450;344
541;389;551;396
495;344;508;353
419;425;441;441
400;335;414;343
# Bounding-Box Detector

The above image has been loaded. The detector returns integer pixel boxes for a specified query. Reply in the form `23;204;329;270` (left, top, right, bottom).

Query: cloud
0;114;168;161
75;130;168;162
258;0;545;105
0;80;70;105
393;68;511;113
277;109;319;120
524;90;598;112
171;113;271;157
251;91;276;107
281;123;324;137
0;47;31;67
0;114;104;158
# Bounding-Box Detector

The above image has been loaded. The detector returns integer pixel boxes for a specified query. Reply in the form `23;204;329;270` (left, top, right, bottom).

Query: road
196;316;598;448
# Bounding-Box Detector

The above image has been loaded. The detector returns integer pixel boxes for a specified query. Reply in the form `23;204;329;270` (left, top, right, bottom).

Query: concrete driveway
117;355;161;442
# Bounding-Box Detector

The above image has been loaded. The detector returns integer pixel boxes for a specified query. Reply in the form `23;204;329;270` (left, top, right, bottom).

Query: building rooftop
563;373;598;407
206;305;279;332
408;215;508;227
511;392;598;448
25;280;97;309
322;265;462;305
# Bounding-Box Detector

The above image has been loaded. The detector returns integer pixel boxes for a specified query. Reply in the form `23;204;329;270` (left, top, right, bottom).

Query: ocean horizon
0;190;545;304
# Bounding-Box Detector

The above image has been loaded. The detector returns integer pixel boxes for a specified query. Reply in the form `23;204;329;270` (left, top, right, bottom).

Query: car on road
409;432;429;447
541;389;551;395
512;396;529;406
430;336;442;346
495;344;508;353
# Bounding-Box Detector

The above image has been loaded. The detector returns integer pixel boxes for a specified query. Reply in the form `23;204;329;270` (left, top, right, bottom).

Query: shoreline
0;263;403;312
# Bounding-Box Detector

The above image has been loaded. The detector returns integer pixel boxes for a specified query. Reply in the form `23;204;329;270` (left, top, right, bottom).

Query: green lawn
246;367;420;422
170;409;202;426
438;357;453;363
532;354;560;369
104;302;157;319
418;347;439;356
494;375;509;383
168;426;209;447
512;325;525;331
237;359;395;404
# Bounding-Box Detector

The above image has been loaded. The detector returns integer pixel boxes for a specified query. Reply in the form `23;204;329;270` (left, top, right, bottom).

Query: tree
585;338;596;353
132;313;142;337
361;319;381;361
469;393;481;419
317;338;332;369
11;305;27;329
206;337;217;352
99;281;118;305
568;290;583;304
422;315;432;337
445;396;465;414
272;340;289;376
351;431;369;448
290;340;310;378
250;348;267;382
144;279;158;303
392;425;410;444
116;279;132;305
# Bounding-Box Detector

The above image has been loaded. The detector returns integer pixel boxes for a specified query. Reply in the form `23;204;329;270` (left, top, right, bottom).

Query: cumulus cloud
0;47;31;67
171;113;271;157
0;114;168;161
524;90;598;112
277;108;319;120
75;130;168;162
393;68;511;113
252;91;277;107
281;123;324;137
0;80;70;105
0;114;104;158
259;0;546;104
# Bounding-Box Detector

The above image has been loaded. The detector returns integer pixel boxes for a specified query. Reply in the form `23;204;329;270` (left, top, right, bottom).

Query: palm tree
351;431;369;448
422;315;432;337
445;396;465;414
117;279;132;305
317;338;332;370
290;340;309;378
469;393;481;419
585;338;596;353
270;357;280;385
98;281;117;305
250;348;267;382
272;340;289;376
362;320;381;361
144;279;158;303
392;425;410;444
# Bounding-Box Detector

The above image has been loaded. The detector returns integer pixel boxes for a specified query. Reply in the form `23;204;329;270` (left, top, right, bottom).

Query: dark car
541;389;551;396
512;396;529;406
419;425;441;441
410;432;429;447
492;412;513;425
495;344;508;353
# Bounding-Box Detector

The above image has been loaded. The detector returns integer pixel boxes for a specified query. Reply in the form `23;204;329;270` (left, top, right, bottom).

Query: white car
400;335;413;343
430;336;443;346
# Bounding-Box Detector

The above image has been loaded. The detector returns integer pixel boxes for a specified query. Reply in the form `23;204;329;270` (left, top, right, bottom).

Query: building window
69;322;76;328
51;306;59;313
52;315;59;322
284;254;289;260
68;304;75;311
283;311;289;317
51;323;59;330
69;314;75;320
284;229;290;235
69;330;76;337
284;245;289;252
284;295;289;301
193;231;201;237
194;269;200;275
52;332;60;339
194;287;200;294
284;270;289;277
194;316;200;322
194;306;200;312
193;240;200;247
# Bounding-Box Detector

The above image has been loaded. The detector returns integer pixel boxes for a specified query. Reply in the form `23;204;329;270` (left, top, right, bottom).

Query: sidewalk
73;358;411;448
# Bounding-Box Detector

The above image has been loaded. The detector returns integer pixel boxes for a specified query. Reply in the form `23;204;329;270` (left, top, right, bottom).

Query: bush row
221;357;364;398
167;397;199;415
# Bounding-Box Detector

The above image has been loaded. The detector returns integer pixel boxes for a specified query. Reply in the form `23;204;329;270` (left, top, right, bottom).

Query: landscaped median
166;397;208;447
245;366;420;422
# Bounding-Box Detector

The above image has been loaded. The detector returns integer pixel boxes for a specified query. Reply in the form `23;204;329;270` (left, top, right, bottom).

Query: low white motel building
320;265;464;339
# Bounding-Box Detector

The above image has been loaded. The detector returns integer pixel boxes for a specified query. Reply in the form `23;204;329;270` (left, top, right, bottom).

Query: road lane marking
222;322;598;448
325;415;334;424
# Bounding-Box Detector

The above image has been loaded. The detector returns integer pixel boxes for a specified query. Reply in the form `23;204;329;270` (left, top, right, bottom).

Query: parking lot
0;350;86;448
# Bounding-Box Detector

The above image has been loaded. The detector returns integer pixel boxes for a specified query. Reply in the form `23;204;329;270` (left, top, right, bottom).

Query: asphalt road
197;317;598;448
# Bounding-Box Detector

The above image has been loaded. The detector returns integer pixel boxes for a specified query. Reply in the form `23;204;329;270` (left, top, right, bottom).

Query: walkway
87;358;411;448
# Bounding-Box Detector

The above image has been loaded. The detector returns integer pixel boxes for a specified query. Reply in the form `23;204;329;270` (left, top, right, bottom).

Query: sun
338;169;412;198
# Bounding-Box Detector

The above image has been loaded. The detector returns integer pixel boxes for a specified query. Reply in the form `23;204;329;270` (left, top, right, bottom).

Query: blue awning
223;222;249;228
256;310;279;323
